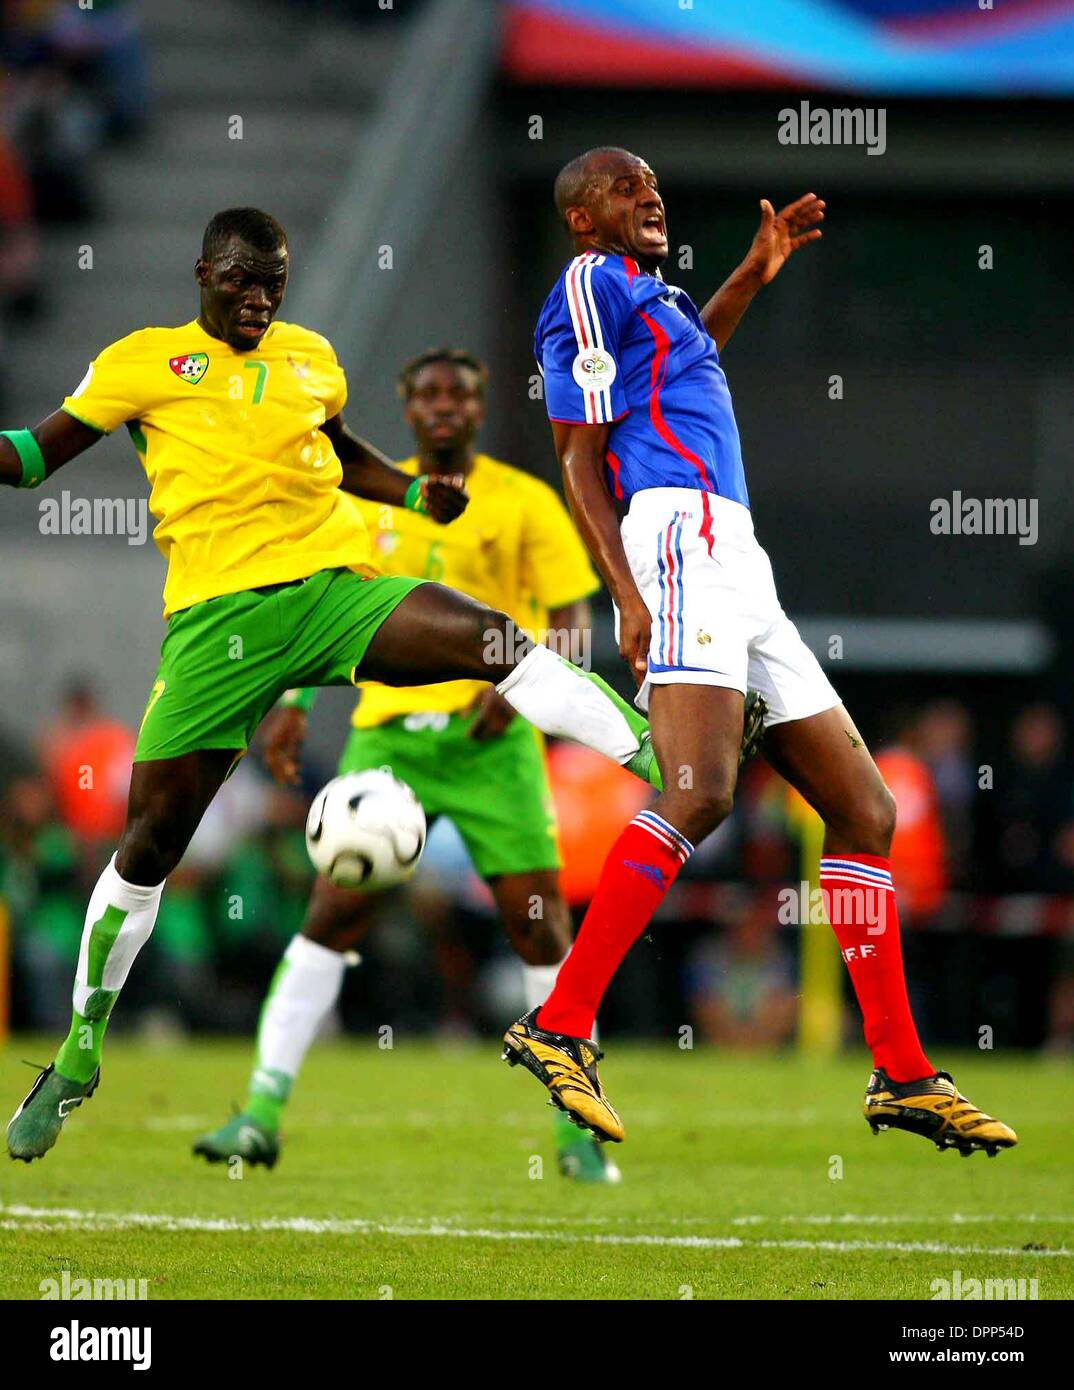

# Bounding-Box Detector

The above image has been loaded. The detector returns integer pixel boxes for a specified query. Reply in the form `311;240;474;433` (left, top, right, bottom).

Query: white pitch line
732;1213;1074;1227
0;1206;1068;1258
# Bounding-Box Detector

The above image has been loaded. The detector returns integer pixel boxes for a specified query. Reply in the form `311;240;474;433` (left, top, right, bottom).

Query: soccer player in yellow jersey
1;208;664;1162
194;348;619;1180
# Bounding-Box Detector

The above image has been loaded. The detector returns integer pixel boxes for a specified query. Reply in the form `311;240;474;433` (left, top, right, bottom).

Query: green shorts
135;568;423;762
338;710;561;880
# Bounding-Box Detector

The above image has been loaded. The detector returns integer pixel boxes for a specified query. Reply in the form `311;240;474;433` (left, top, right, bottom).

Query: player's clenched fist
419;472;469;523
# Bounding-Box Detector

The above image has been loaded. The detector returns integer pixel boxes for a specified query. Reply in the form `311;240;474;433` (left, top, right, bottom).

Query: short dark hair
201;207;287;261
397;347;488;400
553;146;635;224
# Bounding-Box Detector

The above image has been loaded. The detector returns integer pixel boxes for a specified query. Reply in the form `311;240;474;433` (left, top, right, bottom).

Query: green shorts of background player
193;694;623;1184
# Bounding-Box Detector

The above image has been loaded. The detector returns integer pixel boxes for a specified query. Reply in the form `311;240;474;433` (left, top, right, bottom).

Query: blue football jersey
534;252;749;508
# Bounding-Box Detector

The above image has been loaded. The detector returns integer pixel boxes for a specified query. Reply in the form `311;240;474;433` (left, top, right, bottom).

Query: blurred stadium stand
502;0;1074;93
3;0;1074;1052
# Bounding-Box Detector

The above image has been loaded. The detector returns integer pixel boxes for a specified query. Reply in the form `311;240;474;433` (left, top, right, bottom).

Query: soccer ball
305;770;426;890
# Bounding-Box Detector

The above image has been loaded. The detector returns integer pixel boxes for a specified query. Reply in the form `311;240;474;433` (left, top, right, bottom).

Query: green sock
55;1006;112;1084
625;735;661;789
581;669;662;790
244;1068;292;1133
55;900;131;1083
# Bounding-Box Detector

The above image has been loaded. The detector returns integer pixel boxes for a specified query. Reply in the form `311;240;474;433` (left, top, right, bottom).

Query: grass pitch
1;1039;1070;1300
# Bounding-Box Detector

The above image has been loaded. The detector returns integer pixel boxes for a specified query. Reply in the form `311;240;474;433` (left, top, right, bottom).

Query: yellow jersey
352;454;599;727
61;319;374;618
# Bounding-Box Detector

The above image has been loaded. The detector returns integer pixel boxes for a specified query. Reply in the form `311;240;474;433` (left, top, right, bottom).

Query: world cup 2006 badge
571;347;617;391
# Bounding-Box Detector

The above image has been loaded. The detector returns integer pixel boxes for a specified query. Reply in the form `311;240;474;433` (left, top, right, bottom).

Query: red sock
819;854;932;1082
537;811;692;1039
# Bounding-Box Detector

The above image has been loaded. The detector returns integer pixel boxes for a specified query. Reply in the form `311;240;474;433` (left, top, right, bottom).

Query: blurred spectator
1;0;150;238
991;703;1074;892
183;755;274;874
39;676;135;850
209;784;313;961
685;892;796;1048
738;759;797;883
44;0;150;142
0;713;36;795
906;700;976;888
875;730;948;922
2;2;99;223
546;740;651;906
134;860;219;1035
0;773;81;1028
1046;943;1074;1055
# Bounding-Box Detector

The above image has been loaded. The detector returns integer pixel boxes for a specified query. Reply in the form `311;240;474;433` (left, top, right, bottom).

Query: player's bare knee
663;781;734;843
302;924;359;953
504;899;571;966
477;606;526;683
505;911;569;967
839;783;896;856
115;816;182;884
302;883;371;950
302;915;363;952
869;783;898;851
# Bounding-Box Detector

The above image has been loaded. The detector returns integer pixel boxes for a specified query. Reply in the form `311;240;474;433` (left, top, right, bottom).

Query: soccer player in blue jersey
503;147;1016;1159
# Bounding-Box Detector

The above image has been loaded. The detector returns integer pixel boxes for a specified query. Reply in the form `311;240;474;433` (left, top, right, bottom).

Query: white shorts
619;487;839;728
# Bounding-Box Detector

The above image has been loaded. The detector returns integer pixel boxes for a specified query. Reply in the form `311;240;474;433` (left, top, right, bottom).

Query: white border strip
733;1213;1074;1226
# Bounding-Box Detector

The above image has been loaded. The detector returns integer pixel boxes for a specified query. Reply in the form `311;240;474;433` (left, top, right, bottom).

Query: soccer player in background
194;347;621;1182
1;207;668;1162
503;149;1017;1159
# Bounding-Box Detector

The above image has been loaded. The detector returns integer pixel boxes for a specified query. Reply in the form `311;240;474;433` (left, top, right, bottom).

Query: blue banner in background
503;0;1074;93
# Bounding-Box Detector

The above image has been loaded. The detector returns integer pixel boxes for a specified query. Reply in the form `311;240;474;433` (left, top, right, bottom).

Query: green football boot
555;1112;622;1184
624;690;766;791
192;1113;280;1169
7;1063;100;1162
625;730;662;789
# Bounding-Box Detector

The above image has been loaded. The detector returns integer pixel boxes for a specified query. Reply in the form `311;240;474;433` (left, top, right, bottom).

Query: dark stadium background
2;0;1073;1055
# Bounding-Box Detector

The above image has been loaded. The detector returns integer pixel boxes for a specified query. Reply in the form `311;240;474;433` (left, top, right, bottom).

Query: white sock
496;646;640;764
72;854;165;1016
254;934;347;1081
522;961;560;1012
520;959;598;1041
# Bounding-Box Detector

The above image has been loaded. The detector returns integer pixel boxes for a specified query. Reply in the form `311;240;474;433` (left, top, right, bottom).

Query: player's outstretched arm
0;410;103;489
323;412;468;524
700;193;825;352
552;420;650;685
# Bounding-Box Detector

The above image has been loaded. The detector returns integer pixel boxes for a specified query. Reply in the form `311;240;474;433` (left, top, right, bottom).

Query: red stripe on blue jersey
636;306;714;494
535;252;750;507
699;489;716;557
605;447;624;500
